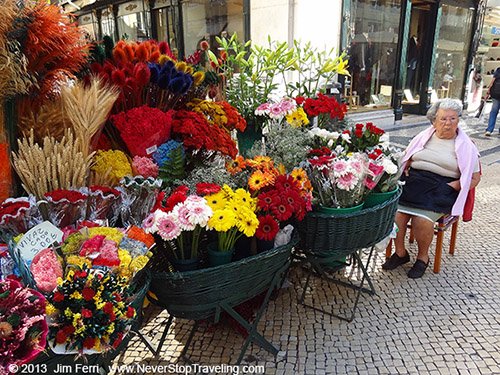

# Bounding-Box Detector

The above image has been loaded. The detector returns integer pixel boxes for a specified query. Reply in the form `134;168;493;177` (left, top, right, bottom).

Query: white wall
250;0;342;52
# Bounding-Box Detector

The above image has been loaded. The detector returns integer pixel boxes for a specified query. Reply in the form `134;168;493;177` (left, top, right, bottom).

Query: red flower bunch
153;185;189;213
0;199;30;219
343;122;385;152
297;93;347;121
218;101;247;132
89;186;120;197
171;110;238;158
255;173;312;241
111;105;172;157
49;267;135;353
44;189;87;203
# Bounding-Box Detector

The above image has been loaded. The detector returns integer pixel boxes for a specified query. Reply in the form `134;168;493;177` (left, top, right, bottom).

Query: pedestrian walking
485;67;500;136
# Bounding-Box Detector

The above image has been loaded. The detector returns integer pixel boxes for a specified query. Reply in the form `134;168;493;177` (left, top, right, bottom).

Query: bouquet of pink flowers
306;149;384;208
0;279;48;371
143;186;213;261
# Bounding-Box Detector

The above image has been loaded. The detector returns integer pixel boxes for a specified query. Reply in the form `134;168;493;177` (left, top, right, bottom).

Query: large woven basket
297;188;401;259
148;232;299;321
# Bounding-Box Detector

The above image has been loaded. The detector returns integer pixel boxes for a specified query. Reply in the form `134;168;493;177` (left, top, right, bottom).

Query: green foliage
215;34;294;127
102;35;114;60
159;144;186;187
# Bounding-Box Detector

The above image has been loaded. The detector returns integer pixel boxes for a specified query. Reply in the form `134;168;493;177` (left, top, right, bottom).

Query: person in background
485;67;500;136
382;99;481;278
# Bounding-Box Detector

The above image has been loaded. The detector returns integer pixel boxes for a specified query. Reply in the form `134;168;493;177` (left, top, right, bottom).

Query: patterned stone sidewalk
111;117;500;375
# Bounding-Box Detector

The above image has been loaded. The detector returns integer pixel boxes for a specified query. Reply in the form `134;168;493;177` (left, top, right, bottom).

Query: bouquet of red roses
0;197;42;241
41;189;88;228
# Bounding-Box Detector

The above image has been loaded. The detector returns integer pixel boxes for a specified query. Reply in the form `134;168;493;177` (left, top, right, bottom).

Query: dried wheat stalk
89;167;114;187
12;129;94;198
61;77;119;157
19;98;70;143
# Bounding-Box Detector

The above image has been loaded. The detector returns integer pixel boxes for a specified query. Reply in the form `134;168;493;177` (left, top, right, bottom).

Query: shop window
430;4;474;100
181;0;244;56
153;0;179;50
345;0;402;112
117;0;150;41
101;7;116;41
78;13;98;41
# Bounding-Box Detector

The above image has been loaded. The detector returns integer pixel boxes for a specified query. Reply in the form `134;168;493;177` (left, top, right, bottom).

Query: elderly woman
382;99;481;278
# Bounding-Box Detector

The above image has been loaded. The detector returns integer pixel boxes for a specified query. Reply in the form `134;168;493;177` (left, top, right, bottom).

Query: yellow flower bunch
286;107;310;127
188;99;228;127
88;227;124;244
92;150;132;186
206;185;259;251
66;255;92;269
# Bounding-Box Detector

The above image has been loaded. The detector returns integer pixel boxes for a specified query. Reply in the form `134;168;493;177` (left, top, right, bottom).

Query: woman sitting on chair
382;99;481;278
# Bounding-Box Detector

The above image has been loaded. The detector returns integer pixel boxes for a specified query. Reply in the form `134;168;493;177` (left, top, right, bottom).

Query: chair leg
449;220;458;255
433;227;444;274
385;239;393;259
409;226;415;244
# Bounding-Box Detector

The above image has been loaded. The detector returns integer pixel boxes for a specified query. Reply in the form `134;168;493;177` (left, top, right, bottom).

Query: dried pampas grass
12;129;94;198
61;77;119;157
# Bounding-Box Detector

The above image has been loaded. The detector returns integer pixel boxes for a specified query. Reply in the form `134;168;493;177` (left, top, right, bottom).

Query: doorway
402;0;437;114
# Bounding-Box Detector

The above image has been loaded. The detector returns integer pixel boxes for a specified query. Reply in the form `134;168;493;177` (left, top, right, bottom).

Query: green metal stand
296;246;376;322
140;261;290;364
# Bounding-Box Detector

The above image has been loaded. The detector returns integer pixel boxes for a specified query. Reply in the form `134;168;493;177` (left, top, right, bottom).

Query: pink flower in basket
30;248;63;293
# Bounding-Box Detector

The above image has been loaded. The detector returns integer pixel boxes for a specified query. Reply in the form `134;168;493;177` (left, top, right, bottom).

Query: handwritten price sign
16;221;64;261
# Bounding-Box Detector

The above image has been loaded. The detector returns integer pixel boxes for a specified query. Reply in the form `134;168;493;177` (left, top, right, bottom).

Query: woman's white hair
426;99;463;122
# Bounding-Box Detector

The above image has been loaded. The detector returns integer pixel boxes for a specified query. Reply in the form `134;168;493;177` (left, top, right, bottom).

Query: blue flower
153;140;184;167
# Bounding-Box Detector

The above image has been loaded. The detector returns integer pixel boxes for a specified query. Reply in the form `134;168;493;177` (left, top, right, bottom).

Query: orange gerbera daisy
246;155;273;170
291;168;307;184
226;155;246;174
248;170;271;192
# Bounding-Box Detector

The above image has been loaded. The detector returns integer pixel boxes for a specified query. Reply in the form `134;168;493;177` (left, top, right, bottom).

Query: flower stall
0;0;406;369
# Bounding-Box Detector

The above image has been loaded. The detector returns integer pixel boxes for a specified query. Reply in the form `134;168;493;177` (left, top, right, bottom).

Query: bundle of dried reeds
12;129;94;198
61;77;119;157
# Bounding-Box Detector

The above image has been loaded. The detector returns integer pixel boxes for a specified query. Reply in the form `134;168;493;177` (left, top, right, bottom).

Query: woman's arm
448;171;481;191
470;171;481;189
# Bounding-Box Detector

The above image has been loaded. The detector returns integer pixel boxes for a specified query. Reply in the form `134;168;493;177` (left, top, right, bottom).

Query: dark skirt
399;168;459;214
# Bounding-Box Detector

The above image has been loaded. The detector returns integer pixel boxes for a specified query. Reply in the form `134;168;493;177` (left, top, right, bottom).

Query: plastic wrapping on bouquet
0;197;43;240
37;196;87;228
86;188;121;222
117;177;161;227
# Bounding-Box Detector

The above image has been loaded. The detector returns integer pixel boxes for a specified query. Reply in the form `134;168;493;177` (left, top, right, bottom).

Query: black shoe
407;259;429;279
382;251;410;270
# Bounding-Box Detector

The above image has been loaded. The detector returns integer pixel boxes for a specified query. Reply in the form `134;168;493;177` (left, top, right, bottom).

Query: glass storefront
430;4;474;101
117;1;150;41
101;7;116;41
345;0;402;112
153;0;179;49
78;12;98;40
181;0;244;55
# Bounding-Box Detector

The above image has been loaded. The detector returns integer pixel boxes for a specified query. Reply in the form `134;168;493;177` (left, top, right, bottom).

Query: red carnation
126;306;136;318
81;308;93;319
82;288;96;301
103;302;114;315
83;337;96;349
55;329;68;344
62;325;75;335
112;332;124;349
53;291;65;303
255;215;280;241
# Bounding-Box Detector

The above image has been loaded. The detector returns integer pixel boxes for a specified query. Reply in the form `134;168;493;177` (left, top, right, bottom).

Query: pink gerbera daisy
332;159;349;177
337;172;359;191
173;203;195;231
157;214;182;240
187;202;212;227
142;212;157;233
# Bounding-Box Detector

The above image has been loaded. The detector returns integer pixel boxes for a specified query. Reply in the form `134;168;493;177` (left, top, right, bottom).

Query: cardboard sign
16;221;64;262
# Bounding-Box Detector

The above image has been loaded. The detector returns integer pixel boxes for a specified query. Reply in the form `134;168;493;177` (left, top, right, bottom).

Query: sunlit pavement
111;114;500;375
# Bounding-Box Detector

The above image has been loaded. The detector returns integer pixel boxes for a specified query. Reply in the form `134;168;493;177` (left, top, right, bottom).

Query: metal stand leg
135;314;174;356
180;321;200;361
298;246;376;322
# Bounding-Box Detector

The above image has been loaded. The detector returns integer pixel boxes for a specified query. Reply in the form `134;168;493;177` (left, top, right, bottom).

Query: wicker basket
148;232;299;322
297;188;401;259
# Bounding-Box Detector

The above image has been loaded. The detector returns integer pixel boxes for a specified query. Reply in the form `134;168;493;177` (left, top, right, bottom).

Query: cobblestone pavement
112;115;500;375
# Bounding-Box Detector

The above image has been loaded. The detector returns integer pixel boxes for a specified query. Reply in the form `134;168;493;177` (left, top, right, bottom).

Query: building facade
67;0;490;121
